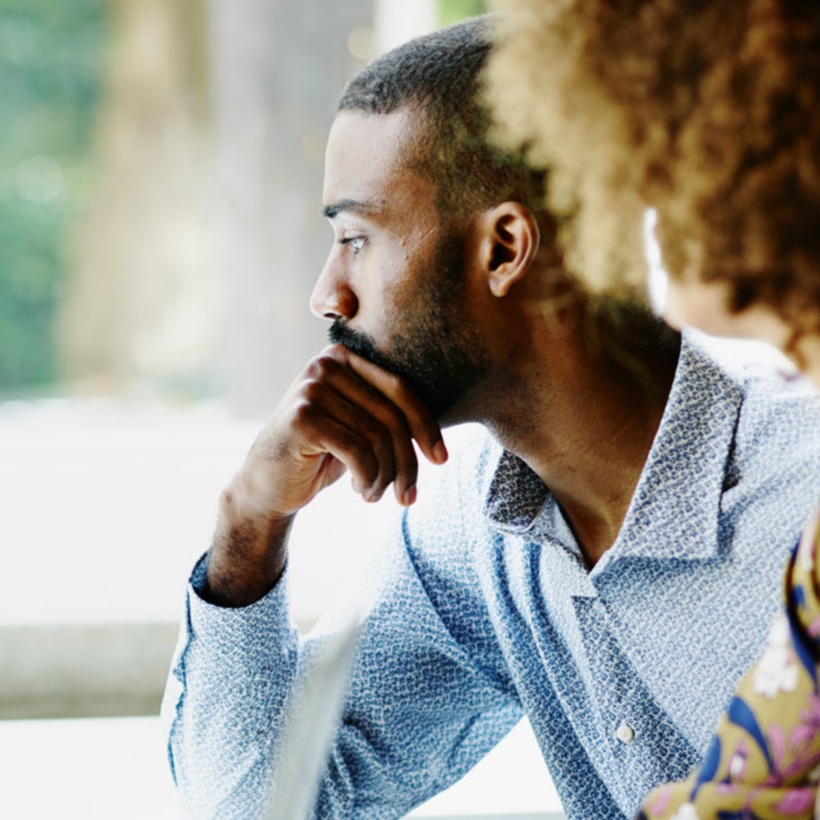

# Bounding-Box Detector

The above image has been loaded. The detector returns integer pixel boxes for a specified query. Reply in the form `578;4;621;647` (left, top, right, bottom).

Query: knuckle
389;371;411;397
322;343;348;361
362;420;394;465
391;407;412;435
300;377;323;403
380;369;404;395
367;421;392;454
291;397;317;428
305;354;334;380
352;439;375;471
351;454;377;485
375;396;402;425
337;426;366;459
370;397;408;436
388;370;404;389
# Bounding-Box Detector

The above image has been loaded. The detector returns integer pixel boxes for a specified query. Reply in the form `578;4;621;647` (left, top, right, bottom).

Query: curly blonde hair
485;0;820;334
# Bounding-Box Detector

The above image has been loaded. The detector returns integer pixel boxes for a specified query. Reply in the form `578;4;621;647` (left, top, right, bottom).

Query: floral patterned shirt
639;509;820;820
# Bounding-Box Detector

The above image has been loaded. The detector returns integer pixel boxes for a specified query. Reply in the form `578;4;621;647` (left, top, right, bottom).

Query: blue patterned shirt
165;333;820;819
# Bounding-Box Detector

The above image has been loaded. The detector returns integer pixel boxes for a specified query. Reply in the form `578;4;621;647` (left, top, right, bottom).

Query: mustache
327;321;402;378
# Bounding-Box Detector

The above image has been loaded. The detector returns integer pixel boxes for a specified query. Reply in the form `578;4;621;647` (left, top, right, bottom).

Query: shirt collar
601;330;742;566
484;448;548;532
484;330;743;565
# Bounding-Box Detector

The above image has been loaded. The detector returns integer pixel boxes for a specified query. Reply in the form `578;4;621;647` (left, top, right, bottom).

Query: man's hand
204;345;448;607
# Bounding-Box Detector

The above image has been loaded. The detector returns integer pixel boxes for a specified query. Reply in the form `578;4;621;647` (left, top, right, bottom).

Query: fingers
292;397;384;499
297;357;413;504
294;345;448;505
322;344;448;467
294;378;399;502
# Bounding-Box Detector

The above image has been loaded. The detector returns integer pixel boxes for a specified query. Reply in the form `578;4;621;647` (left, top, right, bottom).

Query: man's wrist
203;499;294;608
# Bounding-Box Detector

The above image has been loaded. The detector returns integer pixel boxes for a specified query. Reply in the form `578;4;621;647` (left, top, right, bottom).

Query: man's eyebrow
322;198;381;219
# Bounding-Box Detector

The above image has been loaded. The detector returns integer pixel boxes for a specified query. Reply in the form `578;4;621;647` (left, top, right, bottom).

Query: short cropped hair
340;14;681;387
338;16;546;220
486;0;820;336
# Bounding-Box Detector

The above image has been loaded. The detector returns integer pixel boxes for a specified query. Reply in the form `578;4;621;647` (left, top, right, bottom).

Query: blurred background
0;0;484;411
0;1;565;818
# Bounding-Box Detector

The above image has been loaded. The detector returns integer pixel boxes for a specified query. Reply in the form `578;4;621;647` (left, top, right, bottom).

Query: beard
327;232;490;421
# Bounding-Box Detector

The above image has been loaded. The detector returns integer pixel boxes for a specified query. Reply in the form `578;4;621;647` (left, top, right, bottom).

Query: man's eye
340;236;366;252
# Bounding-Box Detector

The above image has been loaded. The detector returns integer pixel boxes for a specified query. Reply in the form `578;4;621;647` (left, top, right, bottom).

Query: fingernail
402;484;417;506
433;440;448;464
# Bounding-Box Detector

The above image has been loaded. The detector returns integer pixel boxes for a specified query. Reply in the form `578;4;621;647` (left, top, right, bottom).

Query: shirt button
615;721;635;744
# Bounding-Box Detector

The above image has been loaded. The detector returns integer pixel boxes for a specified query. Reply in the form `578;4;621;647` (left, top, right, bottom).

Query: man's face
311;108;490;420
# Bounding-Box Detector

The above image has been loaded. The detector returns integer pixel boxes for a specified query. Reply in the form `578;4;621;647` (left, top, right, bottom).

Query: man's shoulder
689;331;820;423
722;350;817;443
690;333;820;478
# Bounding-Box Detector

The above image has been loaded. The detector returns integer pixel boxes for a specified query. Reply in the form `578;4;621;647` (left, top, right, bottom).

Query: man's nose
309;257;358;321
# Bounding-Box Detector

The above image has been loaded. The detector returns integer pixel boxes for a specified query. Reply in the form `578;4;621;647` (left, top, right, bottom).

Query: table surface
0;715;564;819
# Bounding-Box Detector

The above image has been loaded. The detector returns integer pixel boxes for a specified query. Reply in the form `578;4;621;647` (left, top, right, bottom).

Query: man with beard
164;17;820;820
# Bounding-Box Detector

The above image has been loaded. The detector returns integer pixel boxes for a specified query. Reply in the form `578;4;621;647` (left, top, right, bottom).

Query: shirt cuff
184;552;297;667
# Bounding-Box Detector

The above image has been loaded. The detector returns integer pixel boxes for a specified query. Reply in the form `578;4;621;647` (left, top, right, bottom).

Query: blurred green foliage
439;0;486;27
0;1;104;389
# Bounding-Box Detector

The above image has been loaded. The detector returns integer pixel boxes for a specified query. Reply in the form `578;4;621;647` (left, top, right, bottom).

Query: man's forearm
202;484;294;608
198;345;445;608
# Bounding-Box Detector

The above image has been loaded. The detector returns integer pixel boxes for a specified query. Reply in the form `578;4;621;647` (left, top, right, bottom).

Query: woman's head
485;0;820;366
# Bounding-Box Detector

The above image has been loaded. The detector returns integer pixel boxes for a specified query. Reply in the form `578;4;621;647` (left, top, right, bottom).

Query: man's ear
470;202;540;298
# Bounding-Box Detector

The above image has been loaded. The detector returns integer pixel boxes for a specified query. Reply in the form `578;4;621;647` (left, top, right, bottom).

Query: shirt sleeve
164;553;300;818
163;514;522;820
